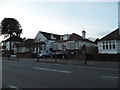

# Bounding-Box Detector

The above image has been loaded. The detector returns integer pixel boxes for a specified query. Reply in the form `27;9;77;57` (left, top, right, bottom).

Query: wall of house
38;40;55;53
3;42;9;50
53;40;97;54
34;32;55;53
117;40;120;53
53;42;63;51
17;47;30;53
34;32;47;43
2;41;20;51
60;34;70;40
79;41;97;54
66;41;76;50
1;42;6;51
34;32;47;53
98;40;119;54
79;41;96;47
0;43;1;52
45;40;54;52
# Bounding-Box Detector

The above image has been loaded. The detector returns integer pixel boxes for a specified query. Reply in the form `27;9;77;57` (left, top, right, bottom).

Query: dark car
2;52;10;57
52;51;68;59
38;52;52;58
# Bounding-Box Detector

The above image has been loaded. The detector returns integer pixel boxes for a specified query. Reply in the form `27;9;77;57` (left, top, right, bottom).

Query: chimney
82;30;86;38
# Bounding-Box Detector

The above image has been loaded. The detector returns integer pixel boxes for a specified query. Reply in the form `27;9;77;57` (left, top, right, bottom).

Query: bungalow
12;38;36;58
53;30;97;54
33;31;60;54
98;28;120;54
13;39;34;54
1;36;23;53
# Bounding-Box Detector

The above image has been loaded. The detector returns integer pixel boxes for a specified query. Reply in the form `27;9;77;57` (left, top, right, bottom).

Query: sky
0;0;119;42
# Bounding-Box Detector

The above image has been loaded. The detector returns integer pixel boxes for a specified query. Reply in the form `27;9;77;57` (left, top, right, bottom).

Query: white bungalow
34;31;60;53
98;28;120;54
53;31;97;54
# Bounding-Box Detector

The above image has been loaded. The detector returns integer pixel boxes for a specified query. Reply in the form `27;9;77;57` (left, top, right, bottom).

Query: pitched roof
39;31;60;40
2;36;23;42
54;33;95;44
14;39;34;47
99;28;120;41
70;33;95;43
70;33;83;41
22;39;34;47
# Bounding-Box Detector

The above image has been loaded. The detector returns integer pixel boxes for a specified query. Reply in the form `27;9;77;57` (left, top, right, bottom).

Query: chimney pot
82;30;86;38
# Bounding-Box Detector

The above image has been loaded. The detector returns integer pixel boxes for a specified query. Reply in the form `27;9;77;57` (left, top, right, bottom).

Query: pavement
2;57;119;69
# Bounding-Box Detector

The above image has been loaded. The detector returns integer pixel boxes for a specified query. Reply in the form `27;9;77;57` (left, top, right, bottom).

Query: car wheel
42;55;45;58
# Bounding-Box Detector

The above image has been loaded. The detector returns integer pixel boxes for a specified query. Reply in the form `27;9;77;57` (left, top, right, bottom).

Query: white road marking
8;85;18;89
102;75;119;80
33;67;72;74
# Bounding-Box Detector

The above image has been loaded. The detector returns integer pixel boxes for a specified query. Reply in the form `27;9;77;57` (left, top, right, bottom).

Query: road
2;58;119;89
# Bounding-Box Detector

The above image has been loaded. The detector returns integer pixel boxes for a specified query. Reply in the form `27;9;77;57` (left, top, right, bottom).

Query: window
102;42;105;49
39;46;42;51
106;42;108;49
42;45;46;51
103;45;105;49
113;41;116;49
109;41;112;49
53;44;59;50
102;41;116;50
71;43;75;49
67;42;75;50
98;42;101;48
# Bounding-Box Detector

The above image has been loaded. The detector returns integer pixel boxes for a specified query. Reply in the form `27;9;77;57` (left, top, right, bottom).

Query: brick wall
86;54;120;61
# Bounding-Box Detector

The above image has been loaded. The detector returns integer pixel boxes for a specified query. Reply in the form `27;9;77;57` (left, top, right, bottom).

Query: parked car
2;51;10;57
38;52;52;58
52;51;68;59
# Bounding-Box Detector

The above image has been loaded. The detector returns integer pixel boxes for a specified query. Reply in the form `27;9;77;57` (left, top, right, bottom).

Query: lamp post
82;45;87;64
16;47;19;60
62;44;66;59
55;51;57;63
83;51;86;64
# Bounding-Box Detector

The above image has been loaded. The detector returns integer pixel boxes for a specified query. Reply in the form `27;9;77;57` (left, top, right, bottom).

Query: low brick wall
2;51;119;61
86;54;120;61
2;52;36;58
17;52;36;58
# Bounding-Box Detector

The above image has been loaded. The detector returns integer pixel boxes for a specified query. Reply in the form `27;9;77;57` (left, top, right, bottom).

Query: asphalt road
2;58;119;89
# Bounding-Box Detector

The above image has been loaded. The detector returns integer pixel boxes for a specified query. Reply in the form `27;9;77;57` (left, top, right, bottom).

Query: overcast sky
0;0;119;42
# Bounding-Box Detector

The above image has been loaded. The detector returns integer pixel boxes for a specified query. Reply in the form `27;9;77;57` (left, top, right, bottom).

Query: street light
55;50;57;63
82;45;87;64
62;44;67;59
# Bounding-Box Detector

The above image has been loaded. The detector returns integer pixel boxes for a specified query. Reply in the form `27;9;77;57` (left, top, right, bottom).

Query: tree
1;18;22;37
94;38;99;44
1;18;22;55
88;37;96;42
